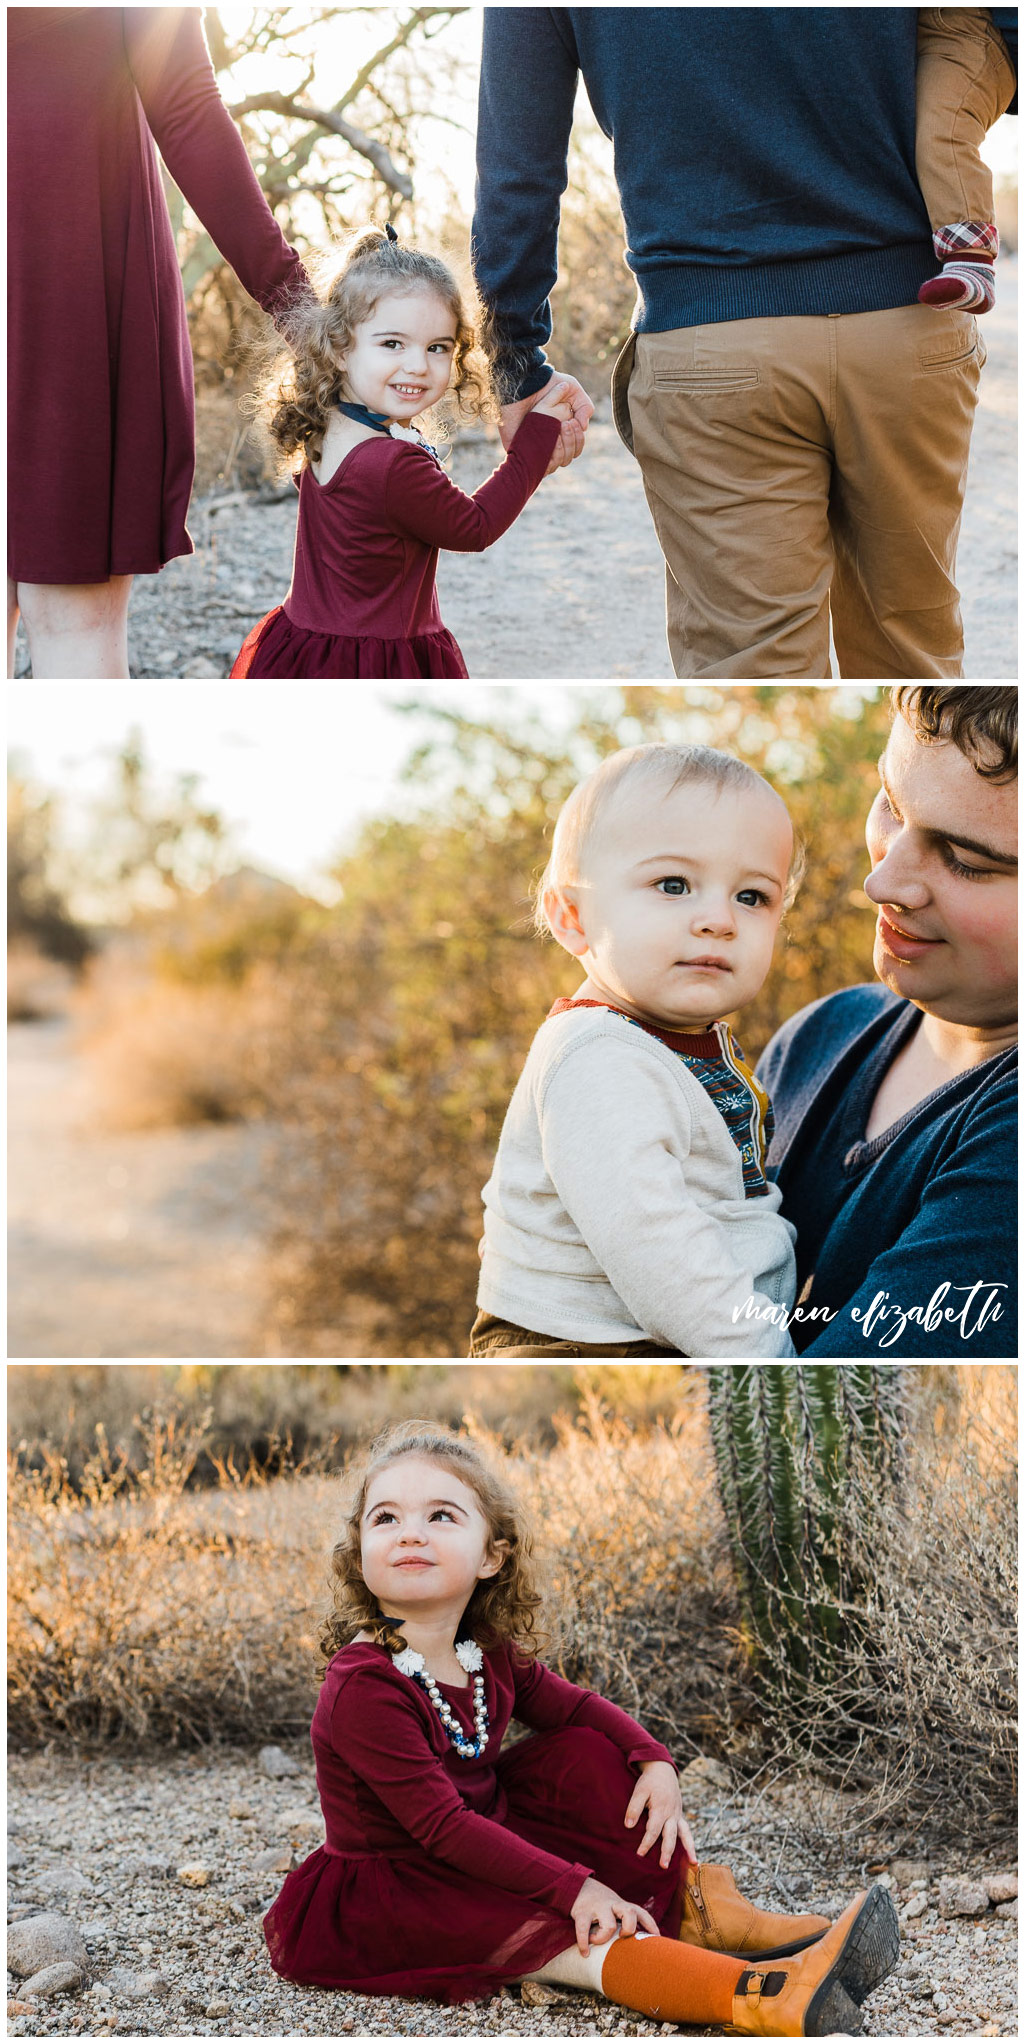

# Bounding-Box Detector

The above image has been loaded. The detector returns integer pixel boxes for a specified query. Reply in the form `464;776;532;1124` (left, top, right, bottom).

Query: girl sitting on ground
263;1422;899;2035
232;226;575;678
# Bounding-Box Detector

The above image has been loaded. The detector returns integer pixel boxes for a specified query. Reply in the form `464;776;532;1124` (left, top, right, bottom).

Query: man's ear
544;887;588;958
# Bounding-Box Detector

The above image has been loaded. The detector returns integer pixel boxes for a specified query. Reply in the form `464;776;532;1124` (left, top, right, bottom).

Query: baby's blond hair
535;742;802;935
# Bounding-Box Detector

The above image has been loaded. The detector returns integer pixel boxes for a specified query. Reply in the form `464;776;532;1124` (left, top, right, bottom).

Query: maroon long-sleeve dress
263;1639;687;2003
230;410;562;679
8;8;308;583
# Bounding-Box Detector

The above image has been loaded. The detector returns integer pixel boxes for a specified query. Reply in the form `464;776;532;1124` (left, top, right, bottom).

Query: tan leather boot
679;1862;831;1960
725;1886;900;2037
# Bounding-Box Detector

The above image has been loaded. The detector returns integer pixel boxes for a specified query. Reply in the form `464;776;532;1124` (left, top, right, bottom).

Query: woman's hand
624;1760;696;1869
570;1876;660;1956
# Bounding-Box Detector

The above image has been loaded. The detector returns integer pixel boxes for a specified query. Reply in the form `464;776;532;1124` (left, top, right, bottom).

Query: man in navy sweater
472;9;1016;680
757;686;1016;1359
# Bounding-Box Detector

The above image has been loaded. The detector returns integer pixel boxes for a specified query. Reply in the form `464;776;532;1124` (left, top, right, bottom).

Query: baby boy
470;742;802;1359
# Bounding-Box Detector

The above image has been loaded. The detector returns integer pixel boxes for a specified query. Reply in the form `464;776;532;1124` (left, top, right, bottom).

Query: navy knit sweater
472;6;1012;399
756;985;1017;1359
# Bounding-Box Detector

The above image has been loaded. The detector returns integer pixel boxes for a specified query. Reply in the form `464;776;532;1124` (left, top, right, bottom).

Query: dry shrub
746;1366;1017;1842
73;954;278;1130
7;1414;326;1748
7;942;77;1022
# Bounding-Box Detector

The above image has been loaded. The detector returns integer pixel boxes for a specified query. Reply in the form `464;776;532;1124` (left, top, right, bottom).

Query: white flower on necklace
390;1637;488;1760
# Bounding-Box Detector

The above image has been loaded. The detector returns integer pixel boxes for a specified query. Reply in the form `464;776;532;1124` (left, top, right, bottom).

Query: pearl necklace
392;1637;489;1760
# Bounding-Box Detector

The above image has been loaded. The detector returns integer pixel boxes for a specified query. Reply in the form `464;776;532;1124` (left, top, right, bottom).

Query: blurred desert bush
7;1365;1015;1848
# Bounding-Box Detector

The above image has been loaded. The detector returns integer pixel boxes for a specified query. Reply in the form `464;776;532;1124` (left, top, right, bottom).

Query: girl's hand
527;373;592;471
570;1876;660;1956
624;1761;696;1869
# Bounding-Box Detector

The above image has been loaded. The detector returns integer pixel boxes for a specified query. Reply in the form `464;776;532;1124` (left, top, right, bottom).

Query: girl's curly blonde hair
253;227;497;474
317;1422;544;1674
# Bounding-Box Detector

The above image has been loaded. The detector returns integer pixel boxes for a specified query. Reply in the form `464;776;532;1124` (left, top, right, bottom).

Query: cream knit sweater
478;1005;798;1358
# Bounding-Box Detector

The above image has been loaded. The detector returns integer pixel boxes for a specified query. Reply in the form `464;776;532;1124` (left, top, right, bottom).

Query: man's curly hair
317;1423;545;1675
891;686;1017;784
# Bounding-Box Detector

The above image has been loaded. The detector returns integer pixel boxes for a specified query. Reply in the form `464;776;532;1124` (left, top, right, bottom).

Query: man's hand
570;1876;660;1955
624;1760;696;1869
500;369;595;474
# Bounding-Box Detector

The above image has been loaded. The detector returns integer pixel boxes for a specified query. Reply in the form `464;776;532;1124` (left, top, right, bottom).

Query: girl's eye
370;1509;395;1524
656;877;688;896
428;343;453;355
381;338;401;350
736;889;769;908
429;1508;456;1521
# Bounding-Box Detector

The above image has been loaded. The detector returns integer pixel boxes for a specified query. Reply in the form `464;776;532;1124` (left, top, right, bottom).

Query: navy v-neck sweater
756;985;1017;1359
475;7;957;399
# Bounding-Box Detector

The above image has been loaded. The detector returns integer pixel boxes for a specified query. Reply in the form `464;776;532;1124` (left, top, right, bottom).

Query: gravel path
7;1745;1017;2038
11;263;1015;680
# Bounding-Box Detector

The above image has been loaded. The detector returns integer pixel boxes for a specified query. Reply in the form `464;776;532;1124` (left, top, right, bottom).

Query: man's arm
473;8;594;465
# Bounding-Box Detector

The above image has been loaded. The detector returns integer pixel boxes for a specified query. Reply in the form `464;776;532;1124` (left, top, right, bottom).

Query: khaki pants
613;303;986;678
916;8;1017;227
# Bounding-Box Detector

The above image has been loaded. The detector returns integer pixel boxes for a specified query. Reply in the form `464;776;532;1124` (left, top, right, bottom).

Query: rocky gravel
7;1745;1017;2038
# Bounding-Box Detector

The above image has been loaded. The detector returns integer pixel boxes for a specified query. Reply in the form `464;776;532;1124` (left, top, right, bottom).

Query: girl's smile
339;287;458;423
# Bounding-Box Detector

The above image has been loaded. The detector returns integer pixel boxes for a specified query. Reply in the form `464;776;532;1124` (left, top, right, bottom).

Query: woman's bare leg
8;576;21;678
16;576;134;678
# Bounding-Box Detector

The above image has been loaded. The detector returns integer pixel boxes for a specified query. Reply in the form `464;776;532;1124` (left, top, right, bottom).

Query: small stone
177;1862;213;1887
676;1754;732;1794
17;1964;87;2000
253;1846;294;1874
902;1894;929;1920
937;1875;990;1918
228;1802;252;1820
278;1809;325;1845
933;1991;948;2013
107;1968;171;2002
520;1983;565;2007
33;1868;95;1903
984;1873;1018;1905
258;1744;300;1779
7;1914;90;1979
8;1843;26;1870
7;2004;33;2018
206;2000;232;2018
126;1855;173;1880
995;1898;1017;1918
890;1859;931;1886
340;2020;355;2034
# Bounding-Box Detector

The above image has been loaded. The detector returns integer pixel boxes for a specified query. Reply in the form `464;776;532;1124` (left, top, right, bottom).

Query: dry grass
7;1368;1016;1848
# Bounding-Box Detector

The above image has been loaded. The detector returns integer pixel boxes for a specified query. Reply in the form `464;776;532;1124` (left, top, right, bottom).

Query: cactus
707;1365;905;1672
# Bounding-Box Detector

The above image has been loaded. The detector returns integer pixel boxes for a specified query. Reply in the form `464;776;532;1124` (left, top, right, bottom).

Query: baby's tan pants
916;8;1017;226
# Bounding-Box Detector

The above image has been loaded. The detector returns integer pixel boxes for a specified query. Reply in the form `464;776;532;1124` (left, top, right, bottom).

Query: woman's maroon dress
263;1639;687;2003
230;410;561;680
8;8;307;583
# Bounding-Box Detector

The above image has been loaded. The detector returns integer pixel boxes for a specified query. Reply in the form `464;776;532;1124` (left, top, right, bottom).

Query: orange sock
601;1932;746;2027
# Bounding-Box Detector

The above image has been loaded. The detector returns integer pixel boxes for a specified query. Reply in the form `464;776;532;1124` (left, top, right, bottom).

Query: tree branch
229;90;413;197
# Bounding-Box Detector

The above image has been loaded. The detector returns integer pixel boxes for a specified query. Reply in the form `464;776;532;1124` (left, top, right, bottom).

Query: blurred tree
263;686;892;1356
7;773;93;967
84;733;232;915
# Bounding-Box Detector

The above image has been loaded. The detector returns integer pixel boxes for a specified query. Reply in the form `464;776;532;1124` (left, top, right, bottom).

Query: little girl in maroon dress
263;1422;898;2034
231;227;573;678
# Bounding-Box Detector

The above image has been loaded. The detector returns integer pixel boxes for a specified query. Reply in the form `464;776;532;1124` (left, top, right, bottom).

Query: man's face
553;777;792;1030
864;713;1018;1028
